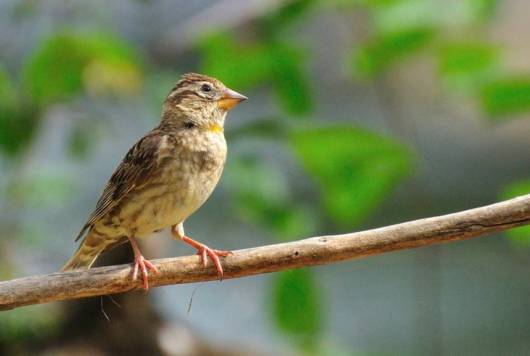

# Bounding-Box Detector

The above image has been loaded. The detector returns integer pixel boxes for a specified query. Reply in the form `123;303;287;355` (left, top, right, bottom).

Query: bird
61;73;247;290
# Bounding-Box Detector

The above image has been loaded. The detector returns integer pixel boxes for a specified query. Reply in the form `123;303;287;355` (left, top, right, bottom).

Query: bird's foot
132;254;159;290
182;236;231;278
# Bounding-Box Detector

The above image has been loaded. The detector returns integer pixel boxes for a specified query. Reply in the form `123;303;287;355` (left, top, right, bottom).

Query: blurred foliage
199;34;312;116
7;172;75;207
23;32;142;106
226;155;315;241
464;0;498;22
501;181;530;245
0;107;38;158
1;0;528;353
350;0;440;78
0;66;15;108
260;0;314;35
144;70;182;118
271;269;322;352
0;306;59;344
354;26;435;77
349;0;530;121
67;117;106;160
24;35;90;106
480;78;530;118
438;42;499;91
292;127;413;228
226;118;289;140
270;43;313;115
370;0;438;31
348;0;497;29
0;66;38;157
68;121;93;159
200;1;417;350
226;126;412;352
199;33;270;89
0;30;146;349
0;32;142;159
199;0;314;116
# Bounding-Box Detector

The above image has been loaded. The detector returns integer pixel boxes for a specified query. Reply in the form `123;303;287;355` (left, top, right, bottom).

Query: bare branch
1;194;529;311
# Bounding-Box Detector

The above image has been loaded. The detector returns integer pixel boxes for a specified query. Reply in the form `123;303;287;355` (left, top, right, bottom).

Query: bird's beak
217;88;247;111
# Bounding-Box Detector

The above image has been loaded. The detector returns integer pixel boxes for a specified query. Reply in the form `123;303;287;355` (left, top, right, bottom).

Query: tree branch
1;194;529;311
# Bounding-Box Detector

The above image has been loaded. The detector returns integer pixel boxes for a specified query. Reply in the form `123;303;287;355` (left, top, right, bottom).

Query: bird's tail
61;230;112;271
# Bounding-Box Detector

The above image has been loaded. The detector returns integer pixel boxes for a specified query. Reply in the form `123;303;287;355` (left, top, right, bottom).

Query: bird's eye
184;122;196;129
201;84;212;93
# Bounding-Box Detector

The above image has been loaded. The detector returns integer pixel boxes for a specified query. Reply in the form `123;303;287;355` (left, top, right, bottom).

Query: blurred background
0;0;529;355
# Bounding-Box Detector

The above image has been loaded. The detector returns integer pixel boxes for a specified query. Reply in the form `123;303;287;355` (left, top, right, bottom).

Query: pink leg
181;235;231;277
128;236;159;290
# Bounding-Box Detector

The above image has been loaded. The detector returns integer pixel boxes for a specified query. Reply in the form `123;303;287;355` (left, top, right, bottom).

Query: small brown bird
62;73;247;289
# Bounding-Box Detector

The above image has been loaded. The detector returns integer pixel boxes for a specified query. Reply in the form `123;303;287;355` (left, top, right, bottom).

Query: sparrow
61;73;247;290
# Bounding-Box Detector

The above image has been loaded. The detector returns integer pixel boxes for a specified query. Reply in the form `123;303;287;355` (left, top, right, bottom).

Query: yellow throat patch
206;122;224;134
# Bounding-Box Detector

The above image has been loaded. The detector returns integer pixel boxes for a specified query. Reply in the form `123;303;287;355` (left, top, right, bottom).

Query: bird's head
162;73;247;132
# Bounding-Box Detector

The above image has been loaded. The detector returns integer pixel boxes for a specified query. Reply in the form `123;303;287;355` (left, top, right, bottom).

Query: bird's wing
75;130;170;241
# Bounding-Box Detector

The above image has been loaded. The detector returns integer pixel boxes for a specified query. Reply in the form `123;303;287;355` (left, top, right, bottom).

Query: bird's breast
118;132;227;237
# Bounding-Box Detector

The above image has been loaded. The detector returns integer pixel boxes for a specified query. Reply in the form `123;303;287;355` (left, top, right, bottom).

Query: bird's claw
132;255;159;290
194;245;231;277
180;235;231;279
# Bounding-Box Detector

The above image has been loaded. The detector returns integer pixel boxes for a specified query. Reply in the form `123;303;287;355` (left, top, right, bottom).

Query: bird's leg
128;236;159;290
171;224;231;277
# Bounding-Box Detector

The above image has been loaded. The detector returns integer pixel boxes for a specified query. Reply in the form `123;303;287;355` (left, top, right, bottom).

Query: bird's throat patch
206;123;224;134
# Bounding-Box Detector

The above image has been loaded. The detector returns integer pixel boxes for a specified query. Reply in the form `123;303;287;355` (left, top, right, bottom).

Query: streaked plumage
62;73;247;289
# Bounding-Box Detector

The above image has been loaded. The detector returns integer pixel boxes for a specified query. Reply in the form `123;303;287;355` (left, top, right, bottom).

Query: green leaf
0;66;37;157
199;33;272;90
271;44;313;116
292;126;413;227
480;77;530;118
0;68;38;157
0;66;15;109
199;33;312;115
344;0;497;27
81;35;143;97
24;35;90;105
354;26;435;77
271;269;322;351
371;0;438;34
500;181;530;245
239;199;315;241
438;42;499;91
237;198;315;241
0;110;38;157
23;32;142;106
225;155;315;240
